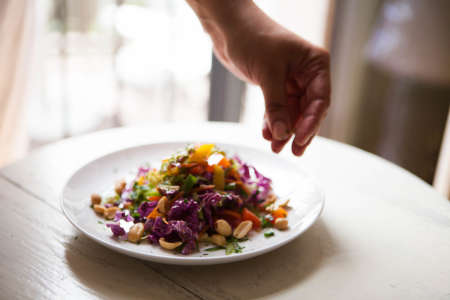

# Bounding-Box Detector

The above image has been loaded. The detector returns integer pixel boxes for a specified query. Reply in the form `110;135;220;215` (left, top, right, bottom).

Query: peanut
91;193;102;205
274;218;289;230
93;204;105;214
198;232;210;242
104;206;119;220
215;219;232;236
128;223;144;243
156;196;169;214
114;180;126;195
123;202;132;209
159;238;182;250
233;220;253;239
210;234;227;247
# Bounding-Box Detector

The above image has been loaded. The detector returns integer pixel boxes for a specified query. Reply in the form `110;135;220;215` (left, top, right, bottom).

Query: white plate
61;142;324;265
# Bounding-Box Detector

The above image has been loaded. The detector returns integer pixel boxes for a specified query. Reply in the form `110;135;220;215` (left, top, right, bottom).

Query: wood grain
0;178;200;300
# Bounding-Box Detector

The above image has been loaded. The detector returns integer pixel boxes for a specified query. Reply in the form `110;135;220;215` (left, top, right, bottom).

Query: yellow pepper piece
213;165;225;190
137;176;145;186
190;144;215;162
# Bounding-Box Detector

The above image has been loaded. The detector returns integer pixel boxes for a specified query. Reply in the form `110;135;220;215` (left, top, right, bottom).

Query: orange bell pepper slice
271;207;287;220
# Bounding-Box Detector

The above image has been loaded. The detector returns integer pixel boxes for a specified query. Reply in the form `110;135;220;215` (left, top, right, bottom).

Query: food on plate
91;144;289;255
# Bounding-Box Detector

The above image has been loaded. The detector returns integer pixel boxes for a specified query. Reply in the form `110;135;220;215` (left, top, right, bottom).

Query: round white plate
61;142;325;265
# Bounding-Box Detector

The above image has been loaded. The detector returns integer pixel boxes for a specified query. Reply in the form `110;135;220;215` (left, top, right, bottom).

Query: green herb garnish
205;246;225;252
264;231;275;238
225;236;246;254
182;174;198;193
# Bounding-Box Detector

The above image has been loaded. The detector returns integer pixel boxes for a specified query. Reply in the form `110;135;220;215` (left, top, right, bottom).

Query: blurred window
29;0;211;146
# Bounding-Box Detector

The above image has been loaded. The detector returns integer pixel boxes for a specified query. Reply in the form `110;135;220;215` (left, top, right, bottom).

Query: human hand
187;0;331;155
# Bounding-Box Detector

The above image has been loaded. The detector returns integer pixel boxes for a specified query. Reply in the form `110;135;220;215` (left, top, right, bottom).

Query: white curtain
0;0;34;166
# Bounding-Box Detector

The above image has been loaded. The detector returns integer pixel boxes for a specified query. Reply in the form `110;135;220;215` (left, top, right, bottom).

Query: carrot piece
192;184;215;193
242;208;262;230
218;157;230;168
228;168;241;181
219;209;242;227
271;207;287;220
181;162;198;168
147;195;161;202
147;207;162;219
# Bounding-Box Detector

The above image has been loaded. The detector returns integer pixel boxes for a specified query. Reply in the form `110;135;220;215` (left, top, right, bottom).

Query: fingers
292;98;328;148
271;137;291;153
262;116;272;141
292;134;314;156
292;70;330;155
261;75;291;142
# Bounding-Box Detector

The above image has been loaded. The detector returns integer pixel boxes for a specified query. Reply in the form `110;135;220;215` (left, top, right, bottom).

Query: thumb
261;77;291;141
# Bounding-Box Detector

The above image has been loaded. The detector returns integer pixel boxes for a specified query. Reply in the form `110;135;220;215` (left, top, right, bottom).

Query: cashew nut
159;238;182;250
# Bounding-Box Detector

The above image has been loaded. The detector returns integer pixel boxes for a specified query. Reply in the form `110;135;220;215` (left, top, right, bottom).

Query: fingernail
273;121;289;140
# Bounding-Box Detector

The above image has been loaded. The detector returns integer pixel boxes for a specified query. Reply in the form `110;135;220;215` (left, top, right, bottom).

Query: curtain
0;0;34;166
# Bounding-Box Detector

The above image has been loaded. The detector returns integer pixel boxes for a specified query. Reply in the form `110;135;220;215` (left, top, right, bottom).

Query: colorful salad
90;144;289;255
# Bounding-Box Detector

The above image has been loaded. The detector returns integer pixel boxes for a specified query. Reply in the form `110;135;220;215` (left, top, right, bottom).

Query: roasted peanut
215;219;232;236
274;218;288;230
159;238;182;250
233;220;253;239
128;223;144;243
114;180;126;195
210;234;227;247
93;204;105;214
123;202;132;209
198;232;210;242
104;206;119;220
91;193;102;205
156;196;169;214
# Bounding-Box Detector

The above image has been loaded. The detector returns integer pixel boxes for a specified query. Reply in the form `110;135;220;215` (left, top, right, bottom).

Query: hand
187;0;331;155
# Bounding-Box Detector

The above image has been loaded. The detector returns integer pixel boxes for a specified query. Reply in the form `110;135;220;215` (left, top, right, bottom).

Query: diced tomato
242;208;262;230
190;165;204;175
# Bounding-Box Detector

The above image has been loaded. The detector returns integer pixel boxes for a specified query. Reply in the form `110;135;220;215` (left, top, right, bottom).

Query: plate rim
60;141;325;265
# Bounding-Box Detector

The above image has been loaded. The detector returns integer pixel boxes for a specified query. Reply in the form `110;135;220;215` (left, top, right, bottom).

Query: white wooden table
1;122;449;300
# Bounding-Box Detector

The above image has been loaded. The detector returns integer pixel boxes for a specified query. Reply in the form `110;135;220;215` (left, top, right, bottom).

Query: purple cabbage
138;201;158;217
146;217;197;254
167;199;200;232
114;211;134;222
198;191;223;228
106;223;126;237
234;155;272;203
137;166;150;178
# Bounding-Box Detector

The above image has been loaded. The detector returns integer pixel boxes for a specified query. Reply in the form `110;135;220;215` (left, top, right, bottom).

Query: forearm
186;0;280;55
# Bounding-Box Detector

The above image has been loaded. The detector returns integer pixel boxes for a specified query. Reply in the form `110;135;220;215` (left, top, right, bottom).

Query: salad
90;144;289;255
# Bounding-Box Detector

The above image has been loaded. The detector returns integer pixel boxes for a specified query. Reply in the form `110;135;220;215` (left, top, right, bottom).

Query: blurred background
0;0;448;198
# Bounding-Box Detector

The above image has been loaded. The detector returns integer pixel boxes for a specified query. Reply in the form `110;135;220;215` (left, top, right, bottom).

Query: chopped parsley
264;231;275;238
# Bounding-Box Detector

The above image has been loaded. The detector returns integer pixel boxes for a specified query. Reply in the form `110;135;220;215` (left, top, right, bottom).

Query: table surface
0;122;449;300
